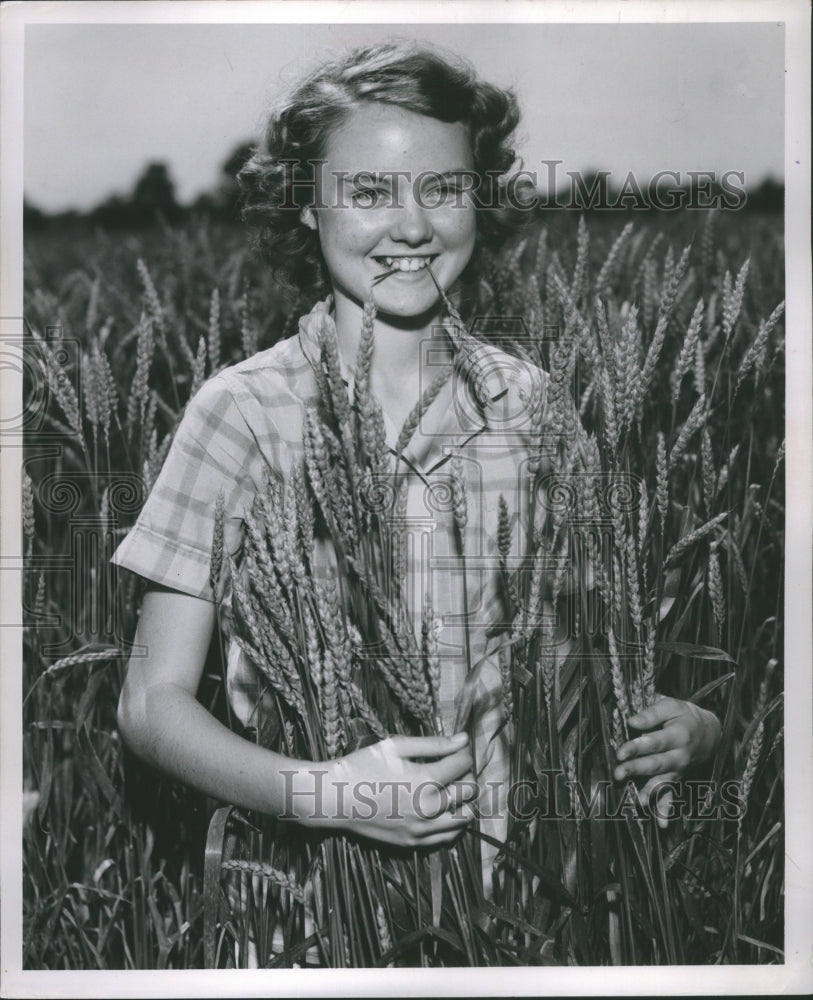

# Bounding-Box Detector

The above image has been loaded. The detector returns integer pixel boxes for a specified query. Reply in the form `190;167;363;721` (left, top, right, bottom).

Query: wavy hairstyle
238;41;530;299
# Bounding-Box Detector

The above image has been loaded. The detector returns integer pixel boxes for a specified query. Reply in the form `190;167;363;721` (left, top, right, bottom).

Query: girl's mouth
373;254;439;273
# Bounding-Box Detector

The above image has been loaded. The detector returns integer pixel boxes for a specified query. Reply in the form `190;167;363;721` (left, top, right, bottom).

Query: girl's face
303;102;477;321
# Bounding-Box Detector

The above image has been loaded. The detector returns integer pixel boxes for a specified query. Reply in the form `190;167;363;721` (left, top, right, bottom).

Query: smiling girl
112;41;721;957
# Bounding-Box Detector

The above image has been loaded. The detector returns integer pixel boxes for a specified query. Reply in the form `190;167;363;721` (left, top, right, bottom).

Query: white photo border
1;1;810;996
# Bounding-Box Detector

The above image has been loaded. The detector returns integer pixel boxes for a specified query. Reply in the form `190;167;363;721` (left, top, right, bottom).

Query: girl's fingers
443;779;480;811
415;815;473;844
614;748;683;780
427;747;475;787
639;772;680;803
415;834;464;848
652;785;675;830
398;777;479;826
390;733;468;759
616;728;674;762
626;697;684;731
639;773;681;829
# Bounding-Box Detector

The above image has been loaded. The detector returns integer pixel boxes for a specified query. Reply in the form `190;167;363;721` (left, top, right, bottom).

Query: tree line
24;141;784;232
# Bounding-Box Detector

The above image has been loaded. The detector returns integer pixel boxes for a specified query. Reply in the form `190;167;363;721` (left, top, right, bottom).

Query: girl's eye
421;181;465;207
351;187;385;209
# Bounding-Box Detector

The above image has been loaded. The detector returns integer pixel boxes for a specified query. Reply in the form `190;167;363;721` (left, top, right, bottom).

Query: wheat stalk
126;314;155;433
739;719;764;824
722;258;750;340
693;336;706;396
735;300;785;395
642;625;656;706
240;281;259;358
220;860;306;901
700;428;716;515
635;244;691;411
43;647;122;679
637;477;648;556
210;489;225;596
625;534;643;631
607;628;630;735
81;353;100;434
450;456;468;548
664;512;728;566
208;288;222;372
22;473;35;548
668;393;707;469
190;336;207;398
34;332;83;436
671;298;705;403
393;367;452;458
291;462;315;559
570;215;590;300
33;572;46;625
421;595;443;731
137;258;165;333
93;345;117;447
715;442;740;499
595;221;634;298
655;432;669;530
707;545;725;641
755;658;777;719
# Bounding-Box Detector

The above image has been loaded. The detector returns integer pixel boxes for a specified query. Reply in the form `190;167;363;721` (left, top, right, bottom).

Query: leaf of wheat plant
21;211;785;967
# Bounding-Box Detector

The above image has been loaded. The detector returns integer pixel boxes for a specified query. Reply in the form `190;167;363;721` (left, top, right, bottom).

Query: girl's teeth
383;257;431;272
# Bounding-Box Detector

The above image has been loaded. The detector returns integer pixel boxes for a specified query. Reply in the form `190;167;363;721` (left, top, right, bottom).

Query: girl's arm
117;587;477;846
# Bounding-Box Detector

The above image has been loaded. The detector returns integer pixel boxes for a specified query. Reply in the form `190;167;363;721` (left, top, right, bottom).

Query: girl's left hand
613;696;722;828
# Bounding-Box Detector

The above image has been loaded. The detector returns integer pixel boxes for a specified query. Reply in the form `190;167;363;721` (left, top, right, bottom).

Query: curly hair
238;40;530;298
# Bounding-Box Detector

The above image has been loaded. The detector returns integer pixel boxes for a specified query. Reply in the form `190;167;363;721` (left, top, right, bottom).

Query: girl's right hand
292;734;478;848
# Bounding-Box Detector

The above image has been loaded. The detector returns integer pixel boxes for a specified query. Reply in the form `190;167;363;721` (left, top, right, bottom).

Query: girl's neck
332;294;452;384
331;293;454;427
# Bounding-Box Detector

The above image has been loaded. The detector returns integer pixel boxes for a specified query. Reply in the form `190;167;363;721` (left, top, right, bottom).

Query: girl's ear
301;207;318;231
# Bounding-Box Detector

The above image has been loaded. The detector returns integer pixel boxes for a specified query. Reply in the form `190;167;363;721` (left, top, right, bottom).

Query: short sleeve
110;375;262;601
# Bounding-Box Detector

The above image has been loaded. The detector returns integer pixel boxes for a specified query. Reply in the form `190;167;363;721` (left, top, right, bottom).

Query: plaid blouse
111;300;551;867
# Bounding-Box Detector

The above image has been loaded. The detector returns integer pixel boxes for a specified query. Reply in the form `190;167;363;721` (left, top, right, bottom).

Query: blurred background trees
24;141;783;235
24;141;253;232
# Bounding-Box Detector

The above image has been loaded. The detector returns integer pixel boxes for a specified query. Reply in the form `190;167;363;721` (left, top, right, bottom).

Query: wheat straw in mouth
425;263;492;409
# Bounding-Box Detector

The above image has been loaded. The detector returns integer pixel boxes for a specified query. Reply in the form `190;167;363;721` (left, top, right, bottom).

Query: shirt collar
297;296;356;385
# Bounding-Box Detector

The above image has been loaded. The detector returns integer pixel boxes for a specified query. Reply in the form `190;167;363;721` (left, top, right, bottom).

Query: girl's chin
370;272;450;316
372;290;444;323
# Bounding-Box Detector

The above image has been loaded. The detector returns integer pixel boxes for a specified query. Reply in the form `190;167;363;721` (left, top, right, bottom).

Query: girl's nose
389;194;434;245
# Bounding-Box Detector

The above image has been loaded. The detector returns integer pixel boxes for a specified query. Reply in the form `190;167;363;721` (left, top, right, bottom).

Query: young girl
113;40;721;954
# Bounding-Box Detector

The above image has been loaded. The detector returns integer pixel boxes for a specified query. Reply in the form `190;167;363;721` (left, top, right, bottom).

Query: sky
24;21;784;213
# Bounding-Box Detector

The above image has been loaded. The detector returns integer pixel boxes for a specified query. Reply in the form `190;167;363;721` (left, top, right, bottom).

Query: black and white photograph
1;1;810;995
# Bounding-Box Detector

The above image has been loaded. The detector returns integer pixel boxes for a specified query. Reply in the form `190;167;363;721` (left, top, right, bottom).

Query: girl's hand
613;696;722;828
298;734;478;848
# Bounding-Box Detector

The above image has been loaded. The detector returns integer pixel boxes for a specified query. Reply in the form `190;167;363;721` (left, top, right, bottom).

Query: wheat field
21;207;784;967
